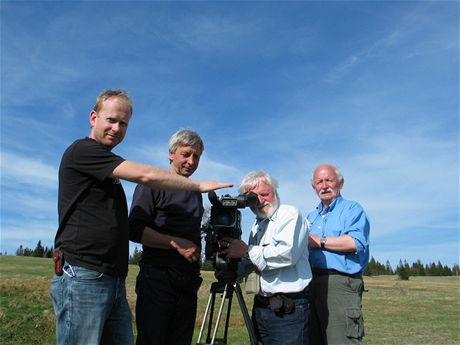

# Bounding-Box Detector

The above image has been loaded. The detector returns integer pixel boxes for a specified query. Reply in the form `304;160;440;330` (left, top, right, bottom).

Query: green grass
1;256;459;344
362;276;460;344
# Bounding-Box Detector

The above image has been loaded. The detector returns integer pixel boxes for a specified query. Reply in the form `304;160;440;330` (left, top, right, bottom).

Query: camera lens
216;210;235;226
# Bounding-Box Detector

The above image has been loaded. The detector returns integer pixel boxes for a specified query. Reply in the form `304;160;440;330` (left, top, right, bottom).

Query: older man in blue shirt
307;164;370;345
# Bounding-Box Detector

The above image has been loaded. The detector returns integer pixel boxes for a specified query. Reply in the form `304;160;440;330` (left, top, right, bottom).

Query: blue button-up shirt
307;195;370;274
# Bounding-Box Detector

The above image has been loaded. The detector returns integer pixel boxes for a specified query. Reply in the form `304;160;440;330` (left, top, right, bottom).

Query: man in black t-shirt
50;90;232;345
129;129;205;345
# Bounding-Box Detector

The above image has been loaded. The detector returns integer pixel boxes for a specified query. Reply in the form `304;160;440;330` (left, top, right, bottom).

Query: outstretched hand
198;180;233;193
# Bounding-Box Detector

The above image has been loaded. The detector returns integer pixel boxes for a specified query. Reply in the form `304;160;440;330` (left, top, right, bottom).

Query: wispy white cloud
1;221;57;252
1;151;58;190
1;189;56;217
324;1;457;83
175;15;254;53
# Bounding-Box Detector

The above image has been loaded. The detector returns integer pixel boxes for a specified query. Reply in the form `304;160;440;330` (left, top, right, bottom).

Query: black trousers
135;265;199;345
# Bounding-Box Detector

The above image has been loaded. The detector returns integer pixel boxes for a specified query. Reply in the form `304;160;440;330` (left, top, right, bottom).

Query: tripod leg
196;290;215;344
222;287;234;343
233;282;260;345
210;283;230;344
196;281;259;345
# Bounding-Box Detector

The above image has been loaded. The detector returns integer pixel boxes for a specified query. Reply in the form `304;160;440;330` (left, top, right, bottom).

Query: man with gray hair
221;171;312;345
307;163;370;345
129;129;208;345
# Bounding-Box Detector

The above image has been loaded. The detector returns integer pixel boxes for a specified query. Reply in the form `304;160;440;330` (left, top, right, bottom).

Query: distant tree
33;240;45;257
44;246;53;258
452;264;460;276
364;257;392;276
428;261;449;276
201;259;214;272
385;260;394;274
441;263;453;276
364;257;377;276
396;259;410;280
23;247;33;256
129;247;142;265
411;259;425;276
436;261;444;276
426;262;435;275
16;245;25;256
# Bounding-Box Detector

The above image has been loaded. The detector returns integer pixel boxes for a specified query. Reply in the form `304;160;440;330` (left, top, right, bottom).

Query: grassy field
1;256;459;345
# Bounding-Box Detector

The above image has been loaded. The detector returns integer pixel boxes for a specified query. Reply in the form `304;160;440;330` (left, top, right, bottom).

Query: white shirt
247;204;312;296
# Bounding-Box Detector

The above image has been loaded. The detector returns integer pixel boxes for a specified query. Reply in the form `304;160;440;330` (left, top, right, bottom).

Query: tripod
196;279;259;345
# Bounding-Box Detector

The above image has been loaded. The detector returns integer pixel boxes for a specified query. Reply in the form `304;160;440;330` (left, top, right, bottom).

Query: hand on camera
218;238;249;259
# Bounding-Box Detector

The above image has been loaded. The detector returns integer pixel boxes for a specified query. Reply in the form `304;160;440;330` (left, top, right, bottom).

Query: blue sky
1;0;458;268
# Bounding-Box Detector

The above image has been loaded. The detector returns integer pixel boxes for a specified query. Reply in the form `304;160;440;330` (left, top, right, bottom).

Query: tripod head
213;256;239;287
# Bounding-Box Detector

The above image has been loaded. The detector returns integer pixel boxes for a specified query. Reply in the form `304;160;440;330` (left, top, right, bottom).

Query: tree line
364;257;460;279
11;242;460;279
15;241;54;258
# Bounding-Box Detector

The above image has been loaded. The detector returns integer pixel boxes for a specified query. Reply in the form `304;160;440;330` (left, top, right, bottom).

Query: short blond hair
93;89;133;116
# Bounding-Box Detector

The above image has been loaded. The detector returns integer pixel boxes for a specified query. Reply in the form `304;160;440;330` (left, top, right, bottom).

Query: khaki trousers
310;272;364;345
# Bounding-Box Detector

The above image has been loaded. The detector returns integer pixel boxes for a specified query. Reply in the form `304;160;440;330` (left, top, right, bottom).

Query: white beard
255;198;279;219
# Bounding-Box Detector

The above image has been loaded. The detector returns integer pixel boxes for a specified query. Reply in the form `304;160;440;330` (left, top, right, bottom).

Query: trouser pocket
345;307;365;339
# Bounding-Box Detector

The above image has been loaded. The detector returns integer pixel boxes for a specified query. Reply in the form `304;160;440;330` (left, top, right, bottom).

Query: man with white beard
221;171;312;345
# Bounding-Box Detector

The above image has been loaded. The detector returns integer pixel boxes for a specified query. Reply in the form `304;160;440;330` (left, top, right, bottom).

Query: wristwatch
320;236;327;249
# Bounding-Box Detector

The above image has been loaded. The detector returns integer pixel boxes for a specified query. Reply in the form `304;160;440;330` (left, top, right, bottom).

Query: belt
313;268;362;278
254;287;309;306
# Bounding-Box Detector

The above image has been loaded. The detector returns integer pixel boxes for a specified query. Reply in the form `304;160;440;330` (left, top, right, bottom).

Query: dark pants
252;289;310;345
310;271;365;345
135;265;200;345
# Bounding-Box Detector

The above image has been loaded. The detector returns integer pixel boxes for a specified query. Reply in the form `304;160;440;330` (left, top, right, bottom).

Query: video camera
203;191;258;280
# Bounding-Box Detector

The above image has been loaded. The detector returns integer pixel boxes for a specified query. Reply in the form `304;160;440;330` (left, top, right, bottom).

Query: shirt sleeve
248;208;308;272
128;185;156;243
342;203;370;254
72;139;125;181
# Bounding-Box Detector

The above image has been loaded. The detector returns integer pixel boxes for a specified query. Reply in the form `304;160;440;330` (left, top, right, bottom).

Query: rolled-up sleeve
343;203;370;254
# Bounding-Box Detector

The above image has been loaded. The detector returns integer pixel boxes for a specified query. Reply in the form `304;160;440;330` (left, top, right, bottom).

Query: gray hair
239;171;279;197
311;163;344;185
168;129;204;154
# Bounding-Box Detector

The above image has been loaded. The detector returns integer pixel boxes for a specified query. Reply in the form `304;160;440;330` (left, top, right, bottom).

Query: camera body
203;191;258;280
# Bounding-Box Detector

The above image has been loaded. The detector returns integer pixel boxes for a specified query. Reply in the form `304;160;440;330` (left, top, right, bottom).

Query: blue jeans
50;263;134;345
252;292;310;345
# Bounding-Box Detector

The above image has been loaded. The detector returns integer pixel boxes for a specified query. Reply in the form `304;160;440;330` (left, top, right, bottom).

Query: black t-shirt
129;184;204;273
55;137;128;276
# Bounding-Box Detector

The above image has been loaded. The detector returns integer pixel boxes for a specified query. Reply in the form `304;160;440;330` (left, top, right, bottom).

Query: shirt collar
316;195;343;214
